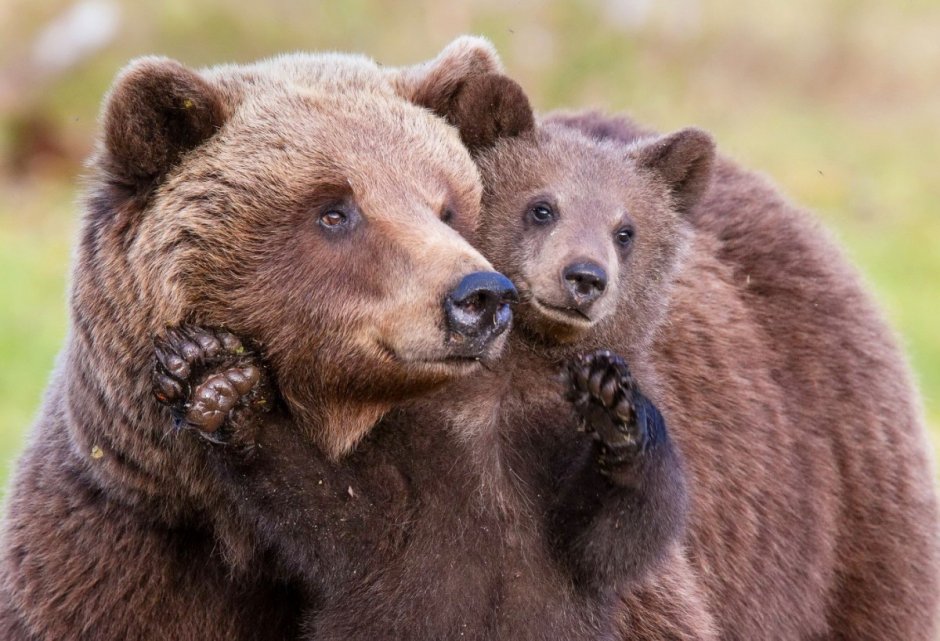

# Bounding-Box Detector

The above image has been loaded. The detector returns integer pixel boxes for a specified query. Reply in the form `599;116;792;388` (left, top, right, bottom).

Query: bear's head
415;72;715;355
81;41;516;458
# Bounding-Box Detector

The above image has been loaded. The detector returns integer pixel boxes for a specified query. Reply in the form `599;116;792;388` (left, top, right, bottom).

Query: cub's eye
441;208;456;226
319;210;347;228
615;226;635;246
528;202;555;225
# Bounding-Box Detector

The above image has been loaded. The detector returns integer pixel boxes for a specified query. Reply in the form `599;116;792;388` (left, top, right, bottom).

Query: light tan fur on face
476;126;691;350
520;181;625;333
115;56;504;458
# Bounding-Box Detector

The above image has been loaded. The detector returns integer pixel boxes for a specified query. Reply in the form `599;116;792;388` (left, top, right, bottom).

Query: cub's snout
561;260;608;310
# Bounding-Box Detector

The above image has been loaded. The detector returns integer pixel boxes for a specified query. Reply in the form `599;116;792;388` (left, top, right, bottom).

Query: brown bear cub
452;77;939;638
0;42;521;640
445;77;938;639
156;74;707;640
542;110;940;640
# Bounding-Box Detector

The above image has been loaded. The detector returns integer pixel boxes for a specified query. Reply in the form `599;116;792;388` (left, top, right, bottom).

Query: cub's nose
562;261;608;309
445;272;518;349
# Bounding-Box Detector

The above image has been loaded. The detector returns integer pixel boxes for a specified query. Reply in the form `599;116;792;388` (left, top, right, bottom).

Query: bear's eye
315;201;361;236
528;202;555;225
615;226;635;246
319;210;347;229
441;208;456;226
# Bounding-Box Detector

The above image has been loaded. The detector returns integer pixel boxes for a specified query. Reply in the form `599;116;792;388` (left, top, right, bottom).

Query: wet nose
445;272;518;347
562;261;608;308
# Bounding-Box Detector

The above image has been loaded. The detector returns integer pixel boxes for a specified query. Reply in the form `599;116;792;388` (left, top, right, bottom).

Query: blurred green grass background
1;0;938;489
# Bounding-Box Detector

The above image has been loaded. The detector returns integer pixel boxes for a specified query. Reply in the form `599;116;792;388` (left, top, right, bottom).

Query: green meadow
1;0;938;489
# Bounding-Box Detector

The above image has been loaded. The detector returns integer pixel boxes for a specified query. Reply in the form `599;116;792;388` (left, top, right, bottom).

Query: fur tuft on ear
101;57;227;186
394;35;503;107
632;127;716;214
393;37;534;153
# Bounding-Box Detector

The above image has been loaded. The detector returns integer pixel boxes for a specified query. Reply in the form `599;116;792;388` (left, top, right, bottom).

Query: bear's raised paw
153;325;271;442
565;350;665;469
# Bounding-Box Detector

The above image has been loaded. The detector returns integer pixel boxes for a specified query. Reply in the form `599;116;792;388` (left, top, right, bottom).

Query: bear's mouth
375;339;487;372
530;297;594;327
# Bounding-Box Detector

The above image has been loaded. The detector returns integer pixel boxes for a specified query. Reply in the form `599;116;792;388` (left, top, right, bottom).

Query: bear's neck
56;229;200;515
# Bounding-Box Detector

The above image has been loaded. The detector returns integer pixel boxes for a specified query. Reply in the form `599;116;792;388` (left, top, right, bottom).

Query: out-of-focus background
1;0;938;487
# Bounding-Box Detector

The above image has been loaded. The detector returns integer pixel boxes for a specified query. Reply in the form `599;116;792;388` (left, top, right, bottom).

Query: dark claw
155;345;190;380
173;334;202;363
587;366;606;399
614;397;635;424
192;330;222;358
153;371;184;404
599;372;619;407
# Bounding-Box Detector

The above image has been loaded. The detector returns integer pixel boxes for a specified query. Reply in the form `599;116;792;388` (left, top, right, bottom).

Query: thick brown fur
0;40;516;640
156;72;707;639
170;358;688;640
509;108;939;638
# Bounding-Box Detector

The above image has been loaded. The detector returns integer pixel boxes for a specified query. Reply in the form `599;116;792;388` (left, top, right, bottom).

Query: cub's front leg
550;350;688;594
566;350;666;479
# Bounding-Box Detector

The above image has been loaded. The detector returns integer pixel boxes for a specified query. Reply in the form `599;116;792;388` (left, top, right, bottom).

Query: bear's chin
379;329;511;375
518;311;593;346
399;357;485;380
519;299;600;345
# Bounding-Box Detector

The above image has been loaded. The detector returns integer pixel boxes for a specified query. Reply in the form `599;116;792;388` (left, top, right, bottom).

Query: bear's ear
438;72;535;154
101;57;227;187
394;36;535;154
396;35;503;109
632;127;715;214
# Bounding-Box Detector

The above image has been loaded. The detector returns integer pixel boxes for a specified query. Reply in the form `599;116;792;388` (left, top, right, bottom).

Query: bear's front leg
566;350;664;477
152;325;273;448
549;350;688;596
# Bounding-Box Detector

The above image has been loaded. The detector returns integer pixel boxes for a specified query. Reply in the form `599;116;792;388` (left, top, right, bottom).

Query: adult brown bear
0;41;520;640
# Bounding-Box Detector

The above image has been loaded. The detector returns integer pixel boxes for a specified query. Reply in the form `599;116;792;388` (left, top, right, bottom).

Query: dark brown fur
175;355;688;640
0;41;515;640
486;105;939;639
154;74;709;640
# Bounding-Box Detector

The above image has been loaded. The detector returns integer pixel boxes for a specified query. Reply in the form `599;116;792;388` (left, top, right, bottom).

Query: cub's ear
101;57;227;187
632;127;715;214
438;72;535;154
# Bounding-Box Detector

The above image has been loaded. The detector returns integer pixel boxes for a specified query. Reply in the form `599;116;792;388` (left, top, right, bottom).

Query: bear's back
691;155;939;637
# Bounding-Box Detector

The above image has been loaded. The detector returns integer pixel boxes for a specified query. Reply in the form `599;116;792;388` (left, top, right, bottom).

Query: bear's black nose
562;261;608;309
445;272;518;351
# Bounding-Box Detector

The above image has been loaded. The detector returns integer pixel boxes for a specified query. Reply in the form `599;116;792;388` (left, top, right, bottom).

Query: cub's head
85;42;515;457
418;72;715;352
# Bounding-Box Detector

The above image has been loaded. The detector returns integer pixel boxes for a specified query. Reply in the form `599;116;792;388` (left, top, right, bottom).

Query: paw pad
565;350;648;464
152;325;268;437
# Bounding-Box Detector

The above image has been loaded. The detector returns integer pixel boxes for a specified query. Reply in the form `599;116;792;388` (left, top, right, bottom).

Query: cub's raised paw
565;350;664;468
152;325;271;441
